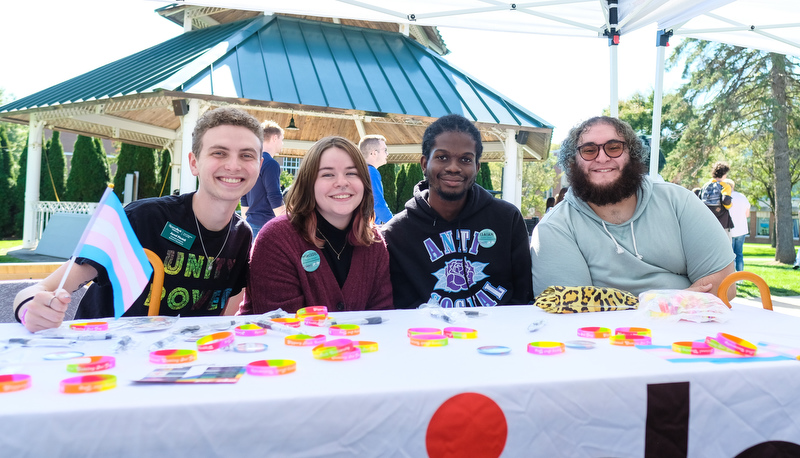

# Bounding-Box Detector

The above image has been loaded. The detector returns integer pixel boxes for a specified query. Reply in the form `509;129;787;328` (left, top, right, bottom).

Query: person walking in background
545;197;556;213
358;134;393;224
241;120;286;239
728;180;750;272
700;161;734;238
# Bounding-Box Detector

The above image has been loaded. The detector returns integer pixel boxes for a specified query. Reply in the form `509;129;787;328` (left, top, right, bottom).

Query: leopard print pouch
534;286;638;313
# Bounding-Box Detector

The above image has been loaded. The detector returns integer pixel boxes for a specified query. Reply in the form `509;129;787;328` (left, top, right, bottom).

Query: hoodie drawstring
602;221;643;260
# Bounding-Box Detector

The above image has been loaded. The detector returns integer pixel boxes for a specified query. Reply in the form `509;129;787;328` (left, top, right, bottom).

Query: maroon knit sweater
241;215;393;314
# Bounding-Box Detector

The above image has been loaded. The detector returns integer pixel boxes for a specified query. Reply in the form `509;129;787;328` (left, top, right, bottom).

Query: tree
158;149;172;196
377;163;397;213
668;40;800;263
66;135;110;202
403;163;424;203
477;163;493;191
394;165;409;210
113;143;137;201
40;131;66;201
0;126;17;237
520;154;560;218
13;138;28;236
134;145;158;199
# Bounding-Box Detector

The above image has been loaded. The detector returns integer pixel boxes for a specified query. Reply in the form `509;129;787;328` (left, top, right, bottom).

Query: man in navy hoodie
382;114;533;308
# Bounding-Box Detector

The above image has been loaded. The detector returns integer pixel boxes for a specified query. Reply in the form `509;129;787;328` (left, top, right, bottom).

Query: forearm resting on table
12;262;98;332
686;262;736;301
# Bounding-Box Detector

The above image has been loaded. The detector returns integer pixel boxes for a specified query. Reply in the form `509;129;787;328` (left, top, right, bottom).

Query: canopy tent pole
501;129;521;208
649;30;672;178
22;114;45;249
607;0;620;117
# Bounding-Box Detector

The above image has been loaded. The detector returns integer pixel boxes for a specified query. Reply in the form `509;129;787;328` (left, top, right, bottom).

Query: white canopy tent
149;0;800;174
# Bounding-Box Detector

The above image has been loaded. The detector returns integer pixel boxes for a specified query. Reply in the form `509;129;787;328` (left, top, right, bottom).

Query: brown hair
191;107;263;155
711;161;730;179
285;136;377;247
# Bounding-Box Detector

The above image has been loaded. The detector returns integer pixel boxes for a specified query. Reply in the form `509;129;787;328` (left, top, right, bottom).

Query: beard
569;157;646;206
426;170;475;202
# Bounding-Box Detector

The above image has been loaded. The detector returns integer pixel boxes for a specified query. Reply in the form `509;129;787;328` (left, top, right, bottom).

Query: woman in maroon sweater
241;136;393;314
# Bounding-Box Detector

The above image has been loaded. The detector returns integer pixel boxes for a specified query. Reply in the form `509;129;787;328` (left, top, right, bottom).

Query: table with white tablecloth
1;303;799;458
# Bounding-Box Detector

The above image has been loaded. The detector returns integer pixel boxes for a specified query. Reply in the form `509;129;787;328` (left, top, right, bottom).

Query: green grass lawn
736;243;800;298
0;240;25;263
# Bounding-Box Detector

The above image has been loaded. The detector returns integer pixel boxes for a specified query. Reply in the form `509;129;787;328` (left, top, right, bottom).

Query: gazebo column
179;99;200;194
22;114;45;248
501;128;522;209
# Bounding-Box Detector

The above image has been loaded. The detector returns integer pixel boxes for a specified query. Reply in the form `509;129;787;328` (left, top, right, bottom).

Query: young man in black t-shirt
13;107;263;332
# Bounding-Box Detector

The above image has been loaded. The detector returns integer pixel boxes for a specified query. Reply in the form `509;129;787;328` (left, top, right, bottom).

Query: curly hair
711;161;730;179
558;116;645;180
422;114;483;161
191;106;263;155
285;136;377;247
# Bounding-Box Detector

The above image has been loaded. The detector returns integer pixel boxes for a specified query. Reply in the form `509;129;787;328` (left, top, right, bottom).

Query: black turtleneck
315;211;354;289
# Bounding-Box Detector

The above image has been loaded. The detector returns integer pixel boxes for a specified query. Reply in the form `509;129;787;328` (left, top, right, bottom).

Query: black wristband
14;296;34;324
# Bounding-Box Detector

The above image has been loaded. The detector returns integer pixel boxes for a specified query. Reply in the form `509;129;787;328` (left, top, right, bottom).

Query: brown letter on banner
645;382;689;458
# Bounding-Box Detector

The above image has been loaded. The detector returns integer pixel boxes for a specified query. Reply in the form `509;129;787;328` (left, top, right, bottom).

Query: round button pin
478;229;497;248
301;250;320;272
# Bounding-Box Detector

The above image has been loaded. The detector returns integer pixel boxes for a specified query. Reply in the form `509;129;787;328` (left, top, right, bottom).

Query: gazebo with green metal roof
0;7;552;248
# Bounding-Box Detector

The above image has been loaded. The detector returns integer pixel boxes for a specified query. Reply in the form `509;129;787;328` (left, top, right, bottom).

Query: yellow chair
143;249;165;316
716;271;773;311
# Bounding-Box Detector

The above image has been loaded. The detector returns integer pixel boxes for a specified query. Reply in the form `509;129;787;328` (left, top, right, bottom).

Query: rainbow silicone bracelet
329;324;360;336
69;321;109;331
410;334;448;347
351;341;379;353
527;341;566;355
66;356;116;373
60;374;117;394
271;317;302;328
303;315;331;327
196;332;234;351
296;306;328;317
609;334;651;346
715;333;757;356
284;334;326;347
705;337;741;354
235;324;266;337
149;349;198;364
407;327;441;337
246;360;297;376
443;327;478;339
672;341;714;355
324;347;361;361
0;374;31;393
312;339;354;359
577;327;611;338
615;327;652;338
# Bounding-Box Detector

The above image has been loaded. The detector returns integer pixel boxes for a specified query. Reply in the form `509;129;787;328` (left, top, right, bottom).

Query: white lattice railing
35;201;99;242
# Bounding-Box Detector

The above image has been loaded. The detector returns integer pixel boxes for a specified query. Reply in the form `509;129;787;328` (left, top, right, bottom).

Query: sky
1;0;684;142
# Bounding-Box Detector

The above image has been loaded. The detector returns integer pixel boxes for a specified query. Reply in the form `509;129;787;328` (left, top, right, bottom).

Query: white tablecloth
1;304;799;457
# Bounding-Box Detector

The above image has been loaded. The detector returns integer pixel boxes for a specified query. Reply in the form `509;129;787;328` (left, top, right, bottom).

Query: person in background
358;134;393;224
242;136;393;314
556;187;569;205
728;180;750;272
13;107;262;332
531;116;734;299
241;120;286;239
545;196;556;213
382;114;533;309
700;161;734;238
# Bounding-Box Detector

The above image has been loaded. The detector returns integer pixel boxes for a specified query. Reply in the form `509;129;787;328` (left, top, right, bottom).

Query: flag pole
53;186;115;298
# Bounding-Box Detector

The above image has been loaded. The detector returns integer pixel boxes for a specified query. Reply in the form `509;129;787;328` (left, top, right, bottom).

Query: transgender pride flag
70;187;153;318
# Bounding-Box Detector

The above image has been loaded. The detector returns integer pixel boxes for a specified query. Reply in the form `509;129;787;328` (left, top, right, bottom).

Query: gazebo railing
35;201;98;243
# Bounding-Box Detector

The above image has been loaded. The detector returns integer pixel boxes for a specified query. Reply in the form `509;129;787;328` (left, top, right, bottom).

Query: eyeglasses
576;140;627;161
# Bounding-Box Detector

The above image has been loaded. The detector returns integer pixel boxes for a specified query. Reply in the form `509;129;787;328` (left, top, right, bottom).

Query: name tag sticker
161;222;196;249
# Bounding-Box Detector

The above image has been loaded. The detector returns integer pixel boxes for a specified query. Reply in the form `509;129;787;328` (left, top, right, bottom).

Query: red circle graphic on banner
426;392;507;458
